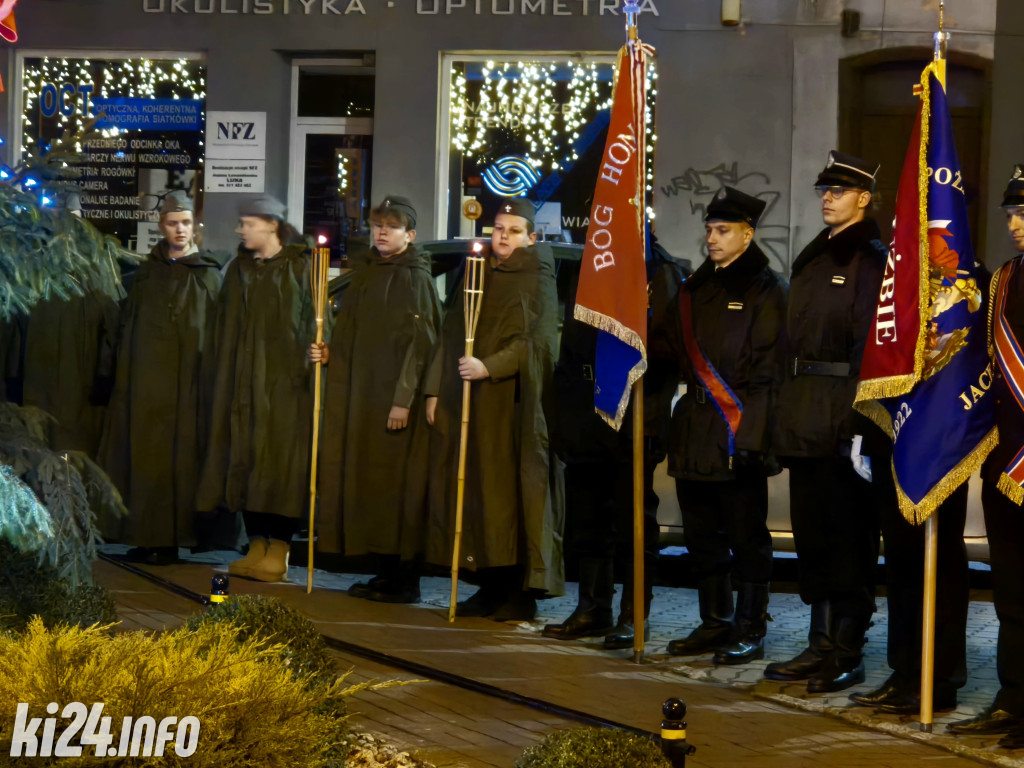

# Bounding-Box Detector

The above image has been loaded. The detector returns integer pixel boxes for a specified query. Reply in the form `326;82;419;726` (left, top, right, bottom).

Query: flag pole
623;0;646;665
920;3;948;731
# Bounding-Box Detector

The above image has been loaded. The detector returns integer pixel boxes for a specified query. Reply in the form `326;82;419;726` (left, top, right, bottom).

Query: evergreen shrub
515;727;672;768
0;618;364;767
185;594;335;689
0;539;116;632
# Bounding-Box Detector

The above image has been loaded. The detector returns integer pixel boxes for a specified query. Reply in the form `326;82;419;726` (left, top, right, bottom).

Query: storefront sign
140;0;660;16
206;110;266;160
205;159;266;192
92;97;203;131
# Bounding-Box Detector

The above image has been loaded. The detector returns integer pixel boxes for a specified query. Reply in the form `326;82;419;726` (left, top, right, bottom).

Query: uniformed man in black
543;240;685;648
946;167;1024;745
766;151;886;692
653;187;786;664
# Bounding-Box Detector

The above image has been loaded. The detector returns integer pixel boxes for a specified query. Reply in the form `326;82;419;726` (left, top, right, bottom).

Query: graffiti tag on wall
661;161;791;272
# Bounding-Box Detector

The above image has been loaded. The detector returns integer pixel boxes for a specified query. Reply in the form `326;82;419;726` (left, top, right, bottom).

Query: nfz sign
206;111;266;160
217;121;257;140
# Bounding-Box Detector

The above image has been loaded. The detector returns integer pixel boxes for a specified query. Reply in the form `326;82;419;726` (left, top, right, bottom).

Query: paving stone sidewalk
99;544;1016;766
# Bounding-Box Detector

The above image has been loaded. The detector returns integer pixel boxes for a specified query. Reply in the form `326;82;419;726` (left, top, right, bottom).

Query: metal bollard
660;698;696;767
208;573;229;606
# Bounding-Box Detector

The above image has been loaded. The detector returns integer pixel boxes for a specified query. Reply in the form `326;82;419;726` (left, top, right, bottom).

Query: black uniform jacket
984;254;1024;484
552;251;687;465
773;218;887;459
651;241;787;482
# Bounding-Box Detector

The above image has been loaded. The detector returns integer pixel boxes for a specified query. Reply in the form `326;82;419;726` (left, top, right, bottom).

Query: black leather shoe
455;587;505;618
603;621;650;650
947;705;1024;735
348;576;385;599
713;636;764;665
764;648;823;681
667;622;732;656
362;580;421;604
998;727;1024;750
806;661;865;694
543;608;614;640
849;674;910;707
491;592;537;622
876;689;957;715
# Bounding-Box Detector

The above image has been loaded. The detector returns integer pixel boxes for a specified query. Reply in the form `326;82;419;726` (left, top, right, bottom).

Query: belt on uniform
793;358;851;377
693;384;709;404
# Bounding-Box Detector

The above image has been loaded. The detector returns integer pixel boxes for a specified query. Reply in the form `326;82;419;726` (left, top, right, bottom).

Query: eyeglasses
814;186;856;199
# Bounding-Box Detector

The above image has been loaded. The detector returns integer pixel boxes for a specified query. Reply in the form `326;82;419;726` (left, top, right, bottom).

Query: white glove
851;434;872;482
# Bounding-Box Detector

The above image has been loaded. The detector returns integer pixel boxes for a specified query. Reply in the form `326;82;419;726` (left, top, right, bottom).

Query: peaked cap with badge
705;186;767;227
1002;165;1024;209
497;197;536;226
378;194;417;228
815;150;879;192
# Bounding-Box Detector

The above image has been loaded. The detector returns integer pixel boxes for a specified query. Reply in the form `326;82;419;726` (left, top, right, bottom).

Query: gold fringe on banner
997;471;1024;506
911;63;934;384
896;426;998;525
855;374;919;405
572;304;648;431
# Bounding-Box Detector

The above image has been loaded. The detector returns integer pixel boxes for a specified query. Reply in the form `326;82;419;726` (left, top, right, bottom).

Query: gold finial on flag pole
933;0;948;85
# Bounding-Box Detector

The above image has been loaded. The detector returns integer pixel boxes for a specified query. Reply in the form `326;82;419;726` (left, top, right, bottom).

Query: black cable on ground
99;553;656;738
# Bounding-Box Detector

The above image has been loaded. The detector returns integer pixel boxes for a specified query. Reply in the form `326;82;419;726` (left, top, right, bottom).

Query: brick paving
94;546;1024;767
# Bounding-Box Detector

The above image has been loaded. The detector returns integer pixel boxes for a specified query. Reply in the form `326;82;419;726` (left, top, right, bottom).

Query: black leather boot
807;615;868;693
544;557;615;639
603;563;653;649
714;582;770;665
667;573;734;656
764;600;831;681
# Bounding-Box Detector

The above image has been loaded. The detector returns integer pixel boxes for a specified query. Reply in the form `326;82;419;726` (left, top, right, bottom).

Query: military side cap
239;194;286;220
1002;165;1024;208
380;195;417;228
705;186;766;227
160;190;194;215
497;197;536;226
816;150;879;191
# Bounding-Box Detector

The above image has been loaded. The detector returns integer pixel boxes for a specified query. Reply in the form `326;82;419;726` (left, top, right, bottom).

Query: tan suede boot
248;538;290;583
228;537;268;577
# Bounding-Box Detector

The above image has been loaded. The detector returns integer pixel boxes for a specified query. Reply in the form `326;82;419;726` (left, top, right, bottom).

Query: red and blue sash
678;288;743;464
993;258;1024;504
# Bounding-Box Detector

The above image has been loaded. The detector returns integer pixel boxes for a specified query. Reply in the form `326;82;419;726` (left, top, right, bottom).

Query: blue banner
91;98;203;131
881;70;995;521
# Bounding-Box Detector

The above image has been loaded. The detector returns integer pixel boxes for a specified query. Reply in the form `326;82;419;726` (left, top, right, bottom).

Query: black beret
239;194;286;220
705;186;767;227
1002;165;1024;208
379;195;417;228
815;150;879;191
496;197;536;226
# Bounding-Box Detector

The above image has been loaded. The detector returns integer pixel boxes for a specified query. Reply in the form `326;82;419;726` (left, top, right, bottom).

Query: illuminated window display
444;55;656;242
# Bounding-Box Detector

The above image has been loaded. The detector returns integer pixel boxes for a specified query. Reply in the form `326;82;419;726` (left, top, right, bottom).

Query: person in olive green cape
5;290;118;457
195;194;319;583
98;191;228;563
311;196;441;603
424;198;564;621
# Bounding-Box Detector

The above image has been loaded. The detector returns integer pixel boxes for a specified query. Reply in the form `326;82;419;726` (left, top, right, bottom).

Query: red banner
855;102;927;400
572;42;650;429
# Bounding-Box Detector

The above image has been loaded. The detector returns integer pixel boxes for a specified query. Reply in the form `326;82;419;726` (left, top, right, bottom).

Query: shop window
440;54;656;243
17;53;206;252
